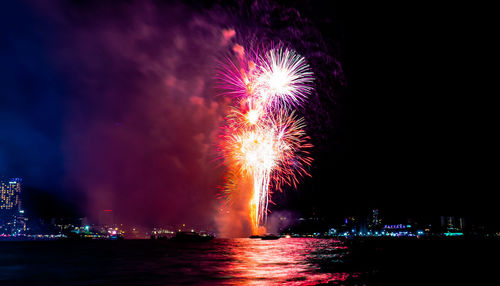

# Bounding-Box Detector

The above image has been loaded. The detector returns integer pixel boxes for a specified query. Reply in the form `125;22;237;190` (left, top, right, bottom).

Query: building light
444;232;463;236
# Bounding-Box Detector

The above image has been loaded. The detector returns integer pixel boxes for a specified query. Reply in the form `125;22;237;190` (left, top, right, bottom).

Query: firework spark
256;48;315;109
218;44;314;234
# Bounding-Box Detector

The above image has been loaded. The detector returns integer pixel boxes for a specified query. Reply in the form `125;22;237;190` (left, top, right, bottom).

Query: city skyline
0;176;493;238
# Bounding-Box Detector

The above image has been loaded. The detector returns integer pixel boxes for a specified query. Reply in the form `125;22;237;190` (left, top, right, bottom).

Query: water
1;238;498;285
0;238;363;285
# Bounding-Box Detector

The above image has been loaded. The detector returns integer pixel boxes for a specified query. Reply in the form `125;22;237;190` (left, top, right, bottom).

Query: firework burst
255;48;315;109
218;44;314;234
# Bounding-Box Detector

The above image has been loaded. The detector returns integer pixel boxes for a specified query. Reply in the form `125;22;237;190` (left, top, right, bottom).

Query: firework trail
218;44;314;235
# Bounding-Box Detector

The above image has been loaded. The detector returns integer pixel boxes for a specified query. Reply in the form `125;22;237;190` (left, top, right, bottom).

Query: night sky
1;1;495;229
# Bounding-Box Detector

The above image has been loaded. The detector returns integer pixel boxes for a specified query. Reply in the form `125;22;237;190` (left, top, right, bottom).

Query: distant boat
170;231;214;242
261;234;280;240
249;235;261;239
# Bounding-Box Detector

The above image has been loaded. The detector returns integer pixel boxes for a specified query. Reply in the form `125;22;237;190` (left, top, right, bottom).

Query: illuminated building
1;178;26;234
341;216;368;235
0;178;22;211
440;216;465;235
368;209;382;231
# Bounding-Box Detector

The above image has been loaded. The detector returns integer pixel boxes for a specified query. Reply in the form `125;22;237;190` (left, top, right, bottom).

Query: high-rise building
0;178;22;211
440;216;465;232
368;209;382;230
1;178;24;232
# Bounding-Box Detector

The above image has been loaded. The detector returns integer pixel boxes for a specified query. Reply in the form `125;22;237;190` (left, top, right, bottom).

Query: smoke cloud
27;0;343;235
31;1;236;229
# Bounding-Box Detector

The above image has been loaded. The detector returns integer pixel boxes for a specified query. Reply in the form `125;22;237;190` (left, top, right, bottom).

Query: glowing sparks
256;48;314;108
246;109;260;125
218;44;314;234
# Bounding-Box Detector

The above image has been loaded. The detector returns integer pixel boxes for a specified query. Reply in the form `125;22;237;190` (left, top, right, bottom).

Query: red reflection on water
219;238;357;285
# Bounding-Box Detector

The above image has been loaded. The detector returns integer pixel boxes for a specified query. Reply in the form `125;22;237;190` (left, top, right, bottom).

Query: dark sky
1;1;495;228
311;3;495;226
281;3;496;226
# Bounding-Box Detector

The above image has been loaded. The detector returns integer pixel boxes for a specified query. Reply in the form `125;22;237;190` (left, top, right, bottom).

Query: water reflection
216;238;356;285
0;238;360;285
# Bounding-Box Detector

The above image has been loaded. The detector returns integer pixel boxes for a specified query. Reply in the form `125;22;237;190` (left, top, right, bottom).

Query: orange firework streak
218;45;314;235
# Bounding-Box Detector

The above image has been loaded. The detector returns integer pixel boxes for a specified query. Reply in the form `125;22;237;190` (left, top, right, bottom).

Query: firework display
218;45;314;234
